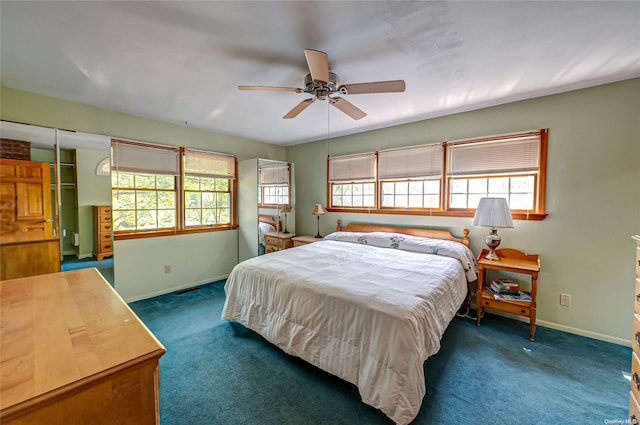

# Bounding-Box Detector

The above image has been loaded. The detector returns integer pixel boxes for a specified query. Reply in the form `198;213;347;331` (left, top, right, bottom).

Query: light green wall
1;86;286;301
288;78;640;345
3;80;639;344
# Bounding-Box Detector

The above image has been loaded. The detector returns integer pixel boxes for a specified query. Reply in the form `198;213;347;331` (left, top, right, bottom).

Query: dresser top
0;268;166;416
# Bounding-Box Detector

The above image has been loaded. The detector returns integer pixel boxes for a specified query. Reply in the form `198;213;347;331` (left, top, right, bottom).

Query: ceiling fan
238;49;405;120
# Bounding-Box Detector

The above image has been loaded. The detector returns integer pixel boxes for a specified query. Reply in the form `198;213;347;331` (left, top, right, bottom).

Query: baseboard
470;293;632;347
122;274;229;303
78;253;94;260
487;310;631;347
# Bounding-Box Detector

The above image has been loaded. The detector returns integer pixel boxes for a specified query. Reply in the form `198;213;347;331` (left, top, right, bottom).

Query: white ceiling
1;1;639;146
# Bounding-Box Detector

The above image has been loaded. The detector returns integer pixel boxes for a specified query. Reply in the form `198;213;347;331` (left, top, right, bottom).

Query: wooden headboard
259;215;280;231
336;219;470;248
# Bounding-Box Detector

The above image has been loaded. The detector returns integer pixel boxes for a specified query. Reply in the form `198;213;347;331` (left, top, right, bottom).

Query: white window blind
378;144;443;179
184;149;236;179
447;133;540;176
328;153;376;182
111;139;180;175
259;163;290;184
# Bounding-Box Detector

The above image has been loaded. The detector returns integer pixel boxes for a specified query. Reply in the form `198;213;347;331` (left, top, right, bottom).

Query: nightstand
264;232;296;253
476;248;540;341
292;235;323;247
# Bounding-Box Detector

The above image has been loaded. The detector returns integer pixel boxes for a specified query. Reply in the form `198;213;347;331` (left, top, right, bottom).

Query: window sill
114;225;238;241
326;208;547;221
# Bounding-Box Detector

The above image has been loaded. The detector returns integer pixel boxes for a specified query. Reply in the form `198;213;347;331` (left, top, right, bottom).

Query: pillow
324;231;478;281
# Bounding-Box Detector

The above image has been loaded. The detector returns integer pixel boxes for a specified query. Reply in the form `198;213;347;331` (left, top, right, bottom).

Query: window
378;144;442;210
259;162;290;207
328;153;376;208
184;149;235;228
111;139;237;238
446;132;544;214
326;129;547;220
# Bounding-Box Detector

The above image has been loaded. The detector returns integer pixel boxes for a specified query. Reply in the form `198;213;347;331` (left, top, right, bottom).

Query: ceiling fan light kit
239;49;405;120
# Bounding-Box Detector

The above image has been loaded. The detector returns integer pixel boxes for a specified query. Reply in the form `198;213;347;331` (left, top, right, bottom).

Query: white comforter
221;234;474;424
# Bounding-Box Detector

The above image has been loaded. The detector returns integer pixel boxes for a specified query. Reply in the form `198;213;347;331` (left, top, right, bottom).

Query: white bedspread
221;236;472;424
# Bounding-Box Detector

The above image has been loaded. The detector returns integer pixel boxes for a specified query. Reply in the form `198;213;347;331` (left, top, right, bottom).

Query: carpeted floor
129;280;631;425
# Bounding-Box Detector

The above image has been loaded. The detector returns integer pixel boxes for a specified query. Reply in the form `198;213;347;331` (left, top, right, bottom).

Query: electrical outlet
164;264;171;273
560;293;571;307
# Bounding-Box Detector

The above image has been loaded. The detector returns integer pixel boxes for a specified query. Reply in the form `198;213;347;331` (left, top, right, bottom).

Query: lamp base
483;228;502;261
315;215;322;238
484;249;501;261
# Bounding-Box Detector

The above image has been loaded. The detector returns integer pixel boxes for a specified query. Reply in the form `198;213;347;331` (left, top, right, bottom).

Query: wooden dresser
630;235;640;423
93;205;113;260
264;232;295;253
0;268;166;425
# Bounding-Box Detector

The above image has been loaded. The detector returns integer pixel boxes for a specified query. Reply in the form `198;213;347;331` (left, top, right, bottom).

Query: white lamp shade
471;197;514;228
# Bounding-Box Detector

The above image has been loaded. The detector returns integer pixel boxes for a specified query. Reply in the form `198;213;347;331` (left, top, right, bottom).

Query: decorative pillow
324;231;478;282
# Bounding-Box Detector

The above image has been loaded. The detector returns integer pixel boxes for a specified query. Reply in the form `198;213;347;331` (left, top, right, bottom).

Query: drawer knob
635;332;640;347
104;234;111;239
633;372;640;390
104;244;112;250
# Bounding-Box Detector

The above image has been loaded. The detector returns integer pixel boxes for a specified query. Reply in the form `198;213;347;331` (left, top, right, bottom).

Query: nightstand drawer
265;235;277;246
630;390;640;425
632;351;640;403
480;294;531;316
633;314;640;356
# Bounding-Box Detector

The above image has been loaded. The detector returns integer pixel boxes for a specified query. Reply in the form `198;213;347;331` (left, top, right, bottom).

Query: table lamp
312;204;325;238
471;197;514;261
280;204;291;234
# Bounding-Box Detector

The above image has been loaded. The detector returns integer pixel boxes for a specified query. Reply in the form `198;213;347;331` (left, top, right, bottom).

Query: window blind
378;143;443;179
184;149;236;179
259;163;290;184
111;139;180;175
447;133;540;176
328;153;376;182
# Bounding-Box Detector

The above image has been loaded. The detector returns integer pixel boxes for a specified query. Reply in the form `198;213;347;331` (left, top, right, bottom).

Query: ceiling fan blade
238;85;300;92
304;49;329;84
329;97;366;120
339;80;406;95
283;98;316;119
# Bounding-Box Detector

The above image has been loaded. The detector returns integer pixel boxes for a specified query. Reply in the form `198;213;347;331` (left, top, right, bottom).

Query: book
485;286;532;302
493;278;519;289
491;279;520;294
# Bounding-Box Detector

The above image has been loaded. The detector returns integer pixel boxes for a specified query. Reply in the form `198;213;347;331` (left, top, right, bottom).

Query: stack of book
486;278;532;302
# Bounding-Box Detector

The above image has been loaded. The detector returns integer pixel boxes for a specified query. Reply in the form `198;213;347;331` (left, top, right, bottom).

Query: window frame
326;129;548;220
258;162;292;209
111;139;238;241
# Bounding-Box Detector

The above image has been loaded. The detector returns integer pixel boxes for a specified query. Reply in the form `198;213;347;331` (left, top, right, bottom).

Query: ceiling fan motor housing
304;71;339;100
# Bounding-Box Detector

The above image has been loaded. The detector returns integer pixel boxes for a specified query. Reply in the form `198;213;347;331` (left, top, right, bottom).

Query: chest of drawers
630;235;640;424
264;232;295;253
93;205;113;261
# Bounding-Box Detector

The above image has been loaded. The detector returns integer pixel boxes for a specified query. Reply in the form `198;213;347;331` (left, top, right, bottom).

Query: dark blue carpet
129;280;631;425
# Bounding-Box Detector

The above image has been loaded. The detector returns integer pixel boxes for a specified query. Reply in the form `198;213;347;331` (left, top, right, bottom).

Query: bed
221;221;477;424
258;215;279;255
